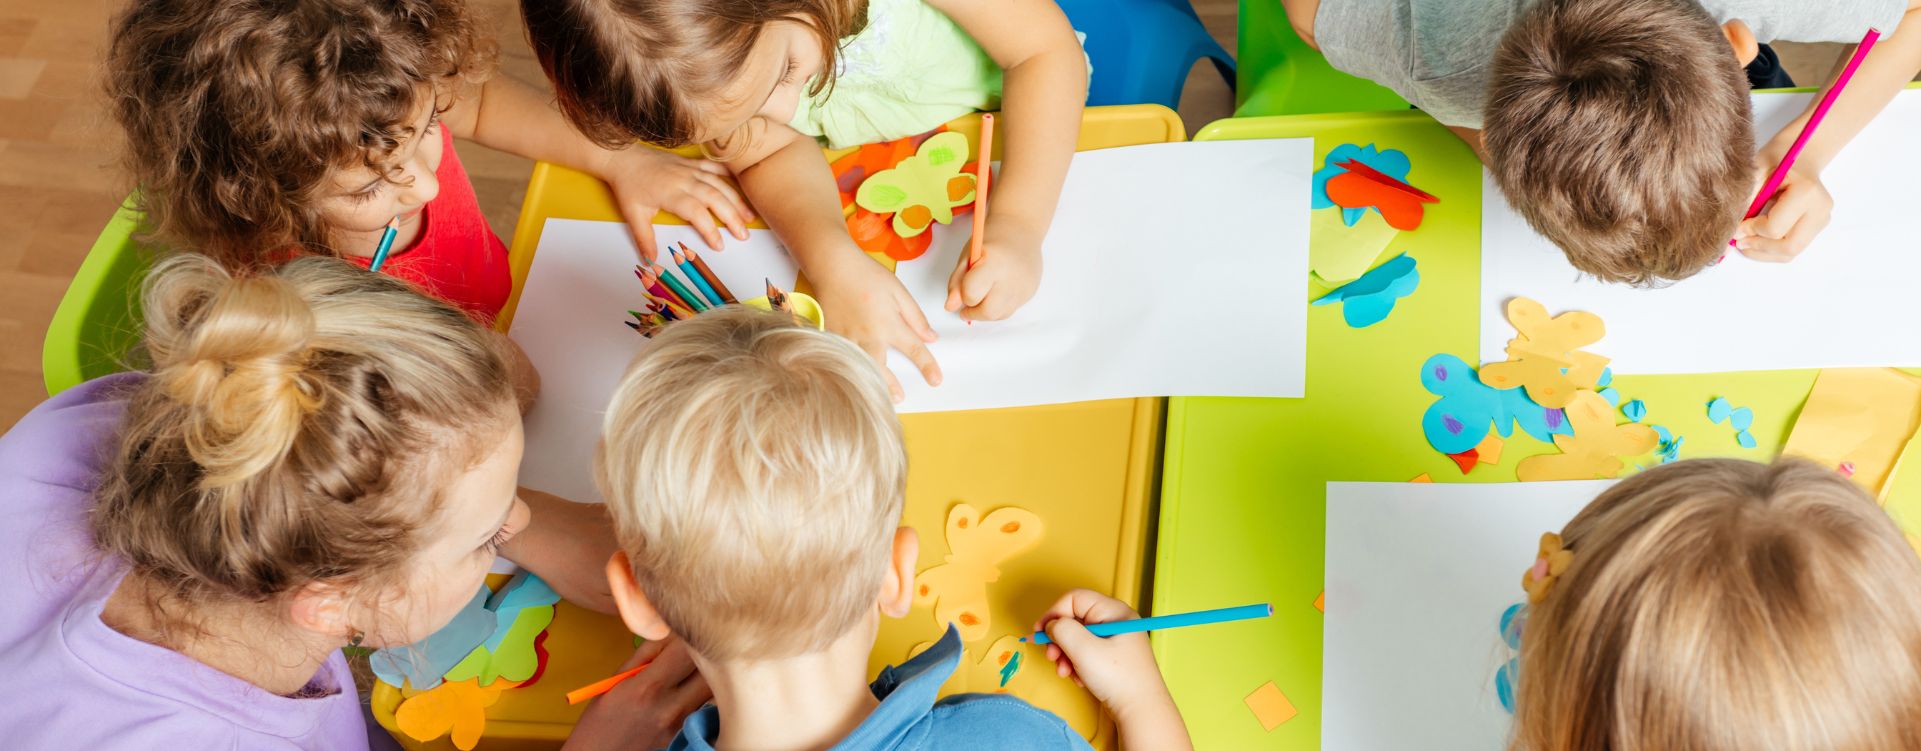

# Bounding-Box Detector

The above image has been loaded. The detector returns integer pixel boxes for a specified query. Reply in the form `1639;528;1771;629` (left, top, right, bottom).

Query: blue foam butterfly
1421;354;1574;455
1312;254;1419;327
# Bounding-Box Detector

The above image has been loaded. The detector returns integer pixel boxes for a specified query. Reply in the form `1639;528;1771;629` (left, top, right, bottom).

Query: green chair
43;198;153;396
1235;0;1407;116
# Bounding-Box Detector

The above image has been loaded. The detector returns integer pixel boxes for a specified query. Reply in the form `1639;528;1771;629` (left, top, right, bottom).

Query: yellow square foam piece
1245;681;1298;732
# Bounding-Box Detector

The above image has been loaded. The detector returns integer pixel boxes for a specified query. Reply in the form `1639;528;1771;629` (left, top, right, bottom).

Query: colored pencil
671;245;726;307
638;266;697;315
565;661;654;705
368;217;400;272
681;243;738;303
654;264;711;312
765;278;789;313
1021;603;1273;645
1734;27;1880;248
967;114;995;271
656;304;682;322
641;288;695;320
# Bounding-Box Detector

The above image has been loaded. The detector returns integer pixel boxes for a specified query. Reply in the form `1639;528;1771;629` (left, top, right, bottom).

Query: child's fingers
959;264;994;309
691;171;753;239
625;215;662;263
895;287;940;344
892;331;942;387
668;194;727;251
944;258;969;312
1740;212;1828;263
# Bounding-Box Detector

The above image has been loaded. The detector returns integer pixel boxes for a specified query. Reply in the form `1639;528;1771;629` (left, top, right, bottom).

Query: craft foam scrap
1480;298;1610;409
1515;391;1659;481
1622;399;1647;422
1421;353;1573;456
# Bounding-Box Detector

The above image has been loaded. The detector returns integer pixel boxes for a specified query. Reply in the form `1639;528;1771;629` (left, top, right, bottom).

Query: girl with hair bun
0;256;708;750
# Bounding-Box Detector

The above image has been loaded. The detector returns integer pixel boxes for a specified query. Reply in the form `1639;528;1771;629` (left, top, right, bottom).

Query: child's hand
499;487;620;615
1038;589;1192;751
592;146;756;262
560;638;712;751
814;256;941;400
1734;161;1833;263
945;223;1042;321
1036;589;1166;713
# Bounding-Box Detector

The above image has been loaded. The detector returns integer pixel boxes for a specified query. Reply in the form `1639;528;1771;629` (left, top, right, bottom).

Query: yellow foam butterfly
854;131;978;238
1480;297;1610;409
915;503;1044;643
394;677;520;751
1516;391;1658;481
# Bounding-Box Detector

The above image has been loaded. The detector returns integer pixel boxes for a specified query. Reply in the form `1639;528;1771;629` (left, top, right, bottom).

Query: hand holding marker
1024;602;1273;645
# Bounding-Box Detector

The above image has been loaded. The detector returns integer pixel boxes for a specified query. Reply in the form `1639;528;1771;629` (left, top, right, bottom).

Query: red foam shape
1448;449;1479;474
1326;171;1428;231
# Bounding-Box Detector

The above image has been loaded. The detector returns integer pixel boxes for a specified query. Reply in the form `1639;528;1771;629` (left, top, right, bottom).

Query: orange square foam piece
1313;591;1325;612
1475;434;1505;465
1410;473;1433;483
1245;681;1299;732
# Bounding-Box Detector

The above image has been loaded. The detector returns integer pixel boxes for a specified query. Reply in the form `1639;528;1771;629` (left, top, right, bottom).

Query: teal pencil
672;245;725;307
653;264;711;312
1022;603;1272;645
368;217;400;272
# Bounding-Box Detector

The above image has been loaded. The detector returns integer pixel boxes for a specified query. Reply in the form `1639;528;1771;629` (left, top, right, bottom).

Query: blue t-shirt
667;626;1092;750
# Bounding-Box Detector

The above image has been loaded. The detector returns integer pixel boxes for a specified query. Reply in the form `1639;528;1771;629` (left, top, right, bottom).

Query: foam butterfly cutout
1325;159;1438;231
1516;390;1659;481
915;503;1044;642
442;572;560;687
1312;254;1419;327
1480;298;1611;409
1311;143;1413;226
394;677;521;751
371;584;495;690
855;131;978;238
1421;353;1573;455
832;128;980;261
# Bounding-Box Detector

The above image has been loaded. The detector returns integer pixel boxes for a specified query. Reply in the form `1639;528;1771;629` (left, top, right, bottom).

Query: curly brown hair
521;0;866;151
107;0;495;268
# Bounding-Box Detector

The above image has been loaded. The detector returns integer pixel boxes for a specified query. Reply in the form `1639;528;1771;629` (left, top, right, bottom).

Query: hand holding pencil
945;113;1044;322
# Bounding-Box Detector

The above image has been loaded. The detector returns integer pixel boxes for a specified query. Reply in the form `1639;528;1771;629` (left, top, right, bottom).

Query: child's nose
403;168;440;208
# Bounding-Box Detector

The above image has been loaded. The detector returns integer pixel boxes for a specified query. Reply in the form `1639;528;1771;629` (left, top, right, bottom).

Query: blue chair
1057;0;1236;110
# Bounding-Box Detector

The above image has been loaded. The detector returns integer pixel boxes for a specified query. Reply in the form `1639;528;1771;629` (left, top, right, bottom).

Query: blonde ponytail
93;255;515;609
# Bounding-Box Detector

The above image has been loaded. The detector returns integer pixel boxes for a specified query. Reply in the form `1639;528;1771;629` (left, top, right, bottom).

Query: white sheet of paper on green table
1481;89;1921;373
1323;480;1612;750
509;219;801;503
889;138;1312;413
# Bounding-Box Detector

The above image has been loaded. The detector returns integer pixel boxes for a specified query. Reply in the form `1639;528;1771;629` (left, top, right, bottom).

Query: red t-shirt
348;127;513;327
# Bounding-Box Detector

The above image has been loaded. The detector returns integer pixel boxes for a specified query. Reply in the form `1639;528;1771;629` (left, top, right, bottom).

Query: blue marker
368;217;400;272
1022;602;1273;645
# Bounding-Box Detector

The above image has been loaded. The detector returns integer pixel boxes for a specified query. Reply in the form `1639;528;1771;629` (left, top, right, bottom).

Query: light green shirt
789;0;1004;148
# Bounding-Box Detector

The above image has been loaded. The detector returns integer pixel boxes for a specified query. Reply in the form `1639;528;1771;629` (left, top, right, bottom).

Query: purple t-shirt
0;373;369;750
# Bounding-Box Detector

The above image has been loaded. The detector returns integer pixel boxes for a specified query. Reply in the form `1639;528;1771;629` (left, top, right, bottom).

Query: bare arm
498;488;620;614
439;74;752;260
1283;0;1323;49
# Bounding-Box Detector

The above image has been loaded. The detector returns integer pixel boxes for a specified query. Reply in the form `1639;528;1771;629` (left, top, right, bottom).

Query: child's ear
1722;20;1759;67
287;581;355;641
605;551;673;641
879;526;919;619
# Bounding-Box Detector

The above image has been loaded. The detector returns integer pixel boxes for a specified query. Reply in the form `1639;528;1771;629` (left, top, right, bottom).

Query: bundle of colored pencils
625;242;794;336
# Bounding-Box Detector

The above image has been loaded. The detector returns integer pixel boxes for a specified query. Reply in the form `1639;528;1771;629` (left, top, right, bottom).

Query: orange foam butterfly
393;677;521;751
915;503;1044;642
1516;391;1658;481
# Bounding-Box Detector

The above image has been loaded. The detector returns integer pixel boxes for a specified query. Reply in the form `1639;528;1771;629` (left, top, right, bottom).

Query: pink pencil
1734;27;1880;247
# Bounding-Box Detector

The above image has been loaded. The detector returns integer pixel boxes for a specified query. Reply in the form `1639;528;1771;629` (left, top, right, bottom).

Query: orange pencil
967;113;994;271
565;661;654;705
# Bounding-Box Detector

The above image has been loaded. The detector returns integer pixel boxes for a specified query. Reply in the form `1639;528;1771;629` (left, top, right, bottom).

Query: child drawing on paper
1505;458;1921;750
522;0;1089;399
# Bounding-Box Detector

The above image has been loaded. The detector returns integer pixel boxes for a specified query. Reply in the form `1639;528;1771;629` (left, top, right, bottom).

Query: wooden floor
0;0;1862;429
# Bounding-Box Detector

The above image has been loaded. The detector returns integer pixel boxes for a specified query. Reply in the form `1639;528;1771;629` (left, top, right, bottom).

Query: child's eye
480;525;514;556
425;111;440;133
346;183;383;205
779;58;800;86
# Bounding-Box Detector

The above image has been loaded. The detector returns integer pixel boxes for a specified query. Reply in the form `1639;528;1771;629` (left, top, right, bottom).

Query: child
106;0;754;326
593;307;1191;750
523;0;1089;397
0;256;706;749
1284;0;1920;283
1511;459;1921;749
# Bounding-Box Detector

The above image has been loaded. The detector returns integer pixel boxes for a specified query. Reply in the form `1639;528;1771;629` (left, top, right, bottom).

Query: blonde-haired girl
1512;458;1921;750
0;256;706;750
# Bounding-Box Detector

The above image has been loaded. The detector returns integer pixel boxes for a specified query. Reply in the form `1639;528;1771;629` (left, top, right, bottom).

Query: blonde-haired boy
1284;0;1921;283
595;307;1191;751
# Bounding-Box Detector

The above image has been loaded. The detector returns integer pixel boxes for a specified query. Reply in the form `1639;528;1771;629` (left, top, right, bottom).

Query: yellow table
376;105;1182;750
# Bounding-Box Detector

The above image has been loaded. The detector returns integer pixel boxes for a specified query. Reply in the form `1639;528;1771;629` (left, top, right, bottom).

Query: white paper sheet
1323;480;1613;751
1481;90;1921;373
889;138;1311;411
509;220;801;503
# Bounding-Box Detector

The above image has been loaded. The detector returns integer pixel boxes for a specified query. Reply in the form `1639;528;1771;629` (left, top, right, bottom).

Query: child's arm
930;0;1087;321
1037;589;1194;751
439;74;754;261
728;121;944;399
498;487;620;614
1737;1;1921;262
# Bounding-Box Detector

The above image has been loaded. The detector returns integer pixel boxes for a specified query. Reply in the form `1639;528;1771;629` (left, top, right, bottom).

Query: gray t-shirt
1316;0;1908;128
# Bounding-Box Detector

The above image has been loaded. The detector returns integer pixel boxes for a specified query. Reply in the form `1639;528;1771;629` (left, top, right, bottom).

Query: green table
1151;111;1817;750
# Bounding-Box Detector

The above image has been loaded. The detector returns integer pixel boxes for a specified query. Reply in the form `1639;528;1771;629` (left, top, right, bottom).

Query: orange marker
967;114;994;271
565;661;653;706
